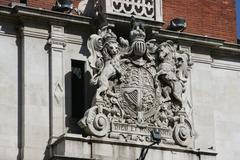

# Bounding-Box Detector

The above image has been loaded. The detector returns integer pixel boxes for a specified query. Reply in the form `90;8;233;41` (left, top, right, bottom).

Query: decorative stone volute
78;17;194;147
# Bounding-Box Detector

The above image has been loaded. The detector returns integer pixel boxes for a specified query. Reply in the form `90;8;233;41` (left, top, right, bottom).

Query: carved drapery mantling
79;18;193;147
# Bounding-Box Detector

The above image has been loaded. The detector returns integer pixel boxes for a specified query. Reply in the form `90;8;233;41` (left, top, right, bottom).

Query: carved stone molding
48;25;66;50
211;59;240;71
79;18;194;147
192;53;212;64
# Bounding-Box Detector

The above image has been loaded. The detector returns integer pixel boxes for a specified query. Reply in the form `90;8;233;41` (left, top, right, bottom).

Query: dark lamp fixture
52;0;73;13
137;129;161;160
167;18;187;32
151;128;161;143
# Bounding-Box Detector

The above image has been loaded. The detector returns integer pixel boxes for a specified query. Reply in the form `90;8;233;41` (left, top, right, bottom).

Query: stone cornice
152;30;225;46
0;5;92;26
14;6;92;25
0;5;12;15
152;30;240;57
106;13;164;29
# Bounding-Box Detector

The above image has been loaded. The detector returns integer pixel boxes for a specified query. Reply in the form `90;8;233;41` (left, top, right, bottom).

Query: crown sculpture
79;17;194;147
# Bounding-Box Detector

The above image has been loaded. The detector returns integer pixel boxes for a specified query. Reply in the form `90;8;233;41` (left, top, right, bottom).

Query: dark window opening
71;60;85;119
20;0;27;4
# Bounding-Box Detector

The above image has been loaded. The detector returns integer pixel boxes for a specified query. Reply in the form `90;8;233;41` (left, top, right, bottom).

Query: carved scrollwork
173;122;192;147
78;106;110;137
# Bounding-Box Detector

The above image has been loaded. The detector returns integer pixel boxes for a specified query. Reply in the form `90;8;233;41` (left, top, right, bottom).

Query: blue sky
237;0;240;39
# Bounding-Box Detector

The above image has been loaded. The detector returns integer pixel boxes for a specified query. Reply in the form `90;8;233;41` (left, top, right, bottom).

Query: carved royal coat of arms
78;17;194;147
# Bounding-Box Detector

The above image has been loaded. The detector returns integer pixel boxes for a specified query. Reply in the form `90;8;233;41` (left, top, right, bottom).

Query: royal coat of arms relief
78;17;194;147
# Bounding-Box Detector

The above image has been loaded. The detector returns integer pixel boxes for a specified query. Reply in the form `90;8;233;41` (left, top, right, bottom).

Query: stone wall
0;20;19;160
0;5;240;160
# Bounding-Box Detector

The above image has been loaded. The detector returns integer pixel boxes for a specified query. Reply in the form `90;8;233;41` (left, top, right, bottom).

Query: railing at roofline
95;0;163;22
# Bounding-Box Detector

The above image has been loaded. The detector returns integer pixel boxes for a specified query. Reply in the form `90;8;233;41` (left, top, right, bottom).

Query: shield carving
116;64;157;123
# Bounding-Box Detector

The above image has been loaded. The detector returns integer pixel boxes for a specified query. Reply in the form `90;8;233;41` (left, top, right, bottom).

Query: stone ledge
0;5;92;26
106;13;164;30
152;30;240;56
51;133;217;160
50;155;96;160
0;5;12;15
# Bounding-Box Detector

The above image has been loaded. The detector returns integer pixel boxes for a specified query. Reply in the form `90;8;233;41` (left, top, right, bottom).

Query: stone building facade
0;1;240;160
